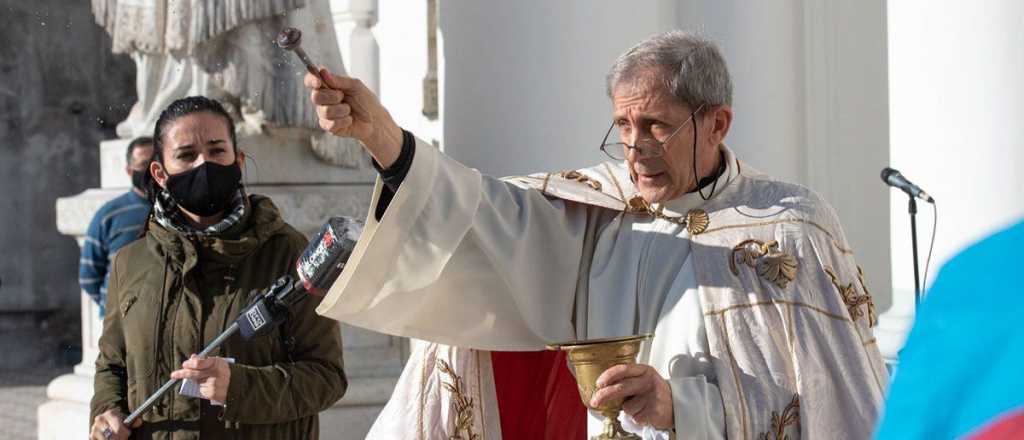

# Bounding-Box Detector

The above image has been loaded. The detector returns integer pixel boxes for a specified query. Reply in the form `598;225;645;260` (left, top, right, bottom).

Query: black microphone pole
908;196;922;308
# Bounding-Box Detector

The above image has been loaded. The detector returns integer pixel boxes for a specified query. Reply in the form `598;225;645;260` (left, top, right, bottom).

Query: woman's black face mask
164;161;242;217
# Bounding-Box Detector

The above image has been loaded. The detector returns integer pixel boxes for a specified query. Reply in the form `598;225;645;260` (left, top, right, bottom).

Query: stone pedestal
39;134;402;439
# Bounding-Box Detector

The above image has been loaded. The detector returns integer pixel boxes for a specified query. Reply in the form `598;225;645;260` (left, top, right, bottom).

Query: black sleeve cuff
373;129;416;220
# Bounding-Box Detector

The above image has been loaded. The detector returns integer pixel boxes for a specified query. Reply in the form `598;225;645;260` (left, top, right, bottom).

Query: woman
89;96;347;439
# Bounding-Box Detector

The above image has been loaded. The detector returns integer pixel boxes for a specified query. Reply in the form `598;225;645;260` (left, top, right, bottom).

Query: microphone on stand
881;167;934;203
106;217;363;438
881;167;934;309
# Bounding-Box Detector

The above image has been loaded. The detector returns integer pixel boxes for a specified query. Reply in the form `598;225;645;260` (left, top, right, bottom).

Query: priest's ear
701;105;733;146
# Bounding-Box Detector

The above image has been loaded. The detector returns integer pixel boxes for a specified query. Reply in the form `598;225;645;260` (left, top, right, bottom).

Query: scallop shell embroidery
730;239;799;289
626;195;650;213
686;209;710;235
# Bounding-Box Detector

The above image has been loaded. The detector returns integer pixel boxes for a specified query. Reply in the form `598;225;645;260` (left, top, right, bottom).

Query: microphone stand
908;196;922;308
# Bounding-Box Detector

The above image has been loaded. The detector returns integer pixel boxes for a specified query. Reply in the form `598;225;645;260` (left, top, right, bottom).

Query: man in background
78;136;154;317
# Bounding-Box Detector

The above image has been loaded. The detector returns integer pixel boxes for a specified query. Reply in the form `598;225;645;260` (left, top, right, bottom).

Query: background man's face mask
131;169;148;194
164;161;242;217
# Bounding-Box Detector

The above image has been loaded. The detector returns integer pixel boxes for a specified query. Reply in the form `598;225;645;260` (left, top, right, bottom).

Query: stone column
331;0;380;94
37;188;113;440
39;131;401;439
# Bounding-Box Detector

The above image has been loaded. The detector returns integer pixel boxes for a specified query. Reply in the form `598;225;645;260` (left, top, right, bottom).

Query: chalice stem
595;409;640;440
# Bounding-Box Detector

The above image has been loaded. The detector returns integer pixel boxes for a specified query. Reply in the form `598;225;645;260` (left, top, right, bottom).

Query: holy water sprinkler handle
276;27;323;80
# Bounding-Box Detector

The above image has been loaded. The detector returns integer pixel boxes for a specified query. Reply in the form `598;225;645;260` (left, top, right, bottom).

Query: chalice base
593;410;641;440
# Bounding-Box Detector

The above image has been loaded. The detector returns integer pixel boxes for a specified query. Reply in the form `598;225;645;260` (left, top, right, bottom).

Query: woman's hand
590;364;675;430
90;409;138;440
170;354;232;403
305;68;404;168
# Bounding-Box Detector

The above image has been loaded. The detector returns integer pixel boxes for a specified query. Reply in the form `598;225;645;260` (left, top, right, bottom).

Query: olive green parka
91;194;347;439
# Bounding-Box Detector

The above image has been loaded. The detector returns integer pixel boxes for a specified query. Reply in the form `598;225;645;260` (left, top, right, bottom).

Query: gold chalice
548;333;652;440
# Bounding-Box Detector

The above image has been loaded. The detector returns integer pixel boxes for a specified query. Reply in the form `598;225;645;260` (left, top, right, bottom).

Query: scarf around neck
152;187;247;239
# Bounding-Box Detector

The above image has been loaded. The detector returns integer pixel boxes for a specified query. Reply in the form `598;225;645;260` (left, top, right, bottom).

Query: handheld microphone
110;217;363;436
881;167;934;203
297;216;362;296
237;216;362;339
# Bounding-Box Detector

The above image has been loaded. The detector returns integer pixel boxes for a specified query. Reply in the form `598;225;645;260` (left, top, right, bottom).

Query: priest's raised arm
316;124;590;349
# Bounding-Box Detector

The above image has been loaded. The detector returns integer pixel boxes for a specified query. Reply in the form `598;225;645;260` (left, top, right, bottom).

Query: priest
307;31;887;439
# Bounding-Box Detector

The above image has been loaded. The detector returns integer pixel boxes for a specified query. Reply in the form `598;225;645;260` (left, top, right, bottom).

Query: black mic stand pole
908;196;922;308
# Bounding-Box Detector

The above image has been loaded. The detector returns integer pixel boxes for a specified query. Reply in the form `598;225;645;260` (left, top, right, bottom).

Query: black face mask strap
692;110;718;201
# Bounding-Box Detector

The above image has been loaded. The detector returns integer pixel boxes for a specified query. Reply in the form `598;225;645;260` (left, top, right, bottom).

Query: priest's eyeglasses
599;104;704;161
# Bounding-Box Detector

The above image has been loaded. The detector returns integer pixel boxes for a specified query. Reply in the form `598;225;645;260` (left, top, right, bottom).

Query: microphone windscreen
297;217;363;295
881;167;898;183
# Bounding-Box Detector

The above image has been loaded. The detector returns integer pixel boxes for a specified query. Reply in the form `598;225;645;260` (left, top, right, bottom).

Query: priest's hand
591;364;674;430
305;68;404;168
170;354;232;403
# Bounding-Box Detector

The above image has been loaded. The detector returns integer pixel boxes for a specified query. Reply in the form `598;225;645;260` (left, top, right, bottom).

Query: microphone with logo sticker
107;217;363;437
235;216;362;339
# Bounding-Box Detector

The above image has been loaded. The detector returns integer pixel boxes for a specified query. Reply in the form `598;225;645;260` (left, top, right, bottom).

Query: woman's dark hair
152;96;237;164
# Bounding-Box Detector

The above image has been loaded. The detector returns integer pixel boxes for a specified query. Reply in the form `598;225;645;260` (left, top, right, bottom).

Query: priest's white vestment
318;138;888;439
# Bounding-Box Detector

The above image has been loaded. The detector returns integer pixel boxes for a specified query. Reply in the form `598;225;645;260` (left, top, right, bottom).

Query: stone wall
0;1;135;368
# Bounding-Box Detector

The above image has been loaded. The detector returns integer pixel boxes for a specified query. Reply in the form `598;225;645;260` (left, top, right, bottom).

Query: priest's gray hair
607;31;733;110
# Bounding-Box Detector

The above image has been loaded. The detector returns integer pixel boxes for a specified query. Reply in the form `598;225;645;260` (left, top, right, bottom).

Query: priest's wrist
365;118;403;169
373;130;415;179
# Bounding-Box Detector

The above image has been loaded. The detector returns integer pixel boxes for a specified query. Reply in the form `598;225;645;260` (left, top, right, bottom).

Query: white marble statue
92;0;366;167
